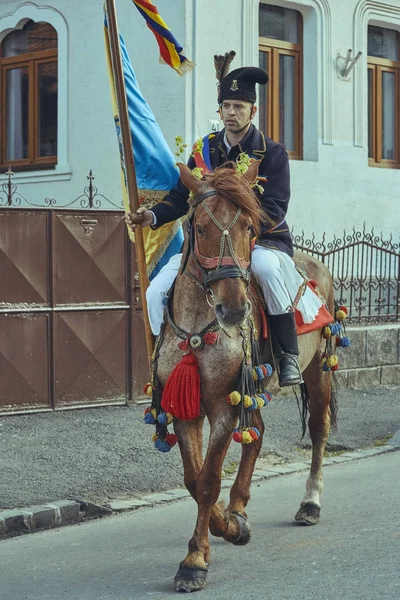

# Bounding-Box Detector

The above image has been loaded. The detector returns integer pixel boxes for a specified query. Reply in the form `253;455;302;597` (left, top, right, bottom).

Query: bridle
183;188;252;294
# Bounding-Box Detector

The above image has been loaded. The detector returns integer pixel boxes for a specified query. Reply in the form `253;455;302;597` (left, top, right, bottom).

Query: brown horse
153;160;336;592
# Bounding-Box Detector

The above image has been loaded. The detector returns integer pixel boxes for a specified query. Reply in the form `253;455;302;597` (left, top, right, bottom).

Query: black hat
218;67;269;104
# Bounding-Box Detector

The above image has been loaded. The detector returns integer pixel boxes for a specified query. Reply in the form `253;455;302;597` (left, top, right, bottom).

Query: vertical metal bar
7;165;13;206
88;169;94;209
105;0;154;363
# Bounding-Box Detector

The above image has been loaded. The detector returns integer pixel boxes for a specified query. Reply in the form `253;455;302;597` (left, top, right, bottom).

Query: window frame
0;42;57;171
259;33;303;160
368;54;400;168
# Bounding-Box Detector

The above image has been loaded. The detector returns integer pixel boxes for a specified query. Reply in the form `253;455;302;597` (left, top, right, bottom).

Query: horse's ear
177;163;203;194
242;159;262;185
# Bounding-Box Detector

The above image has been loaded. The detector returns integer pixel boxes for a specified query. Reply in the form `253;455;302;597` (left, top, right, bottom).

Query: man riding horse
126;56;322;387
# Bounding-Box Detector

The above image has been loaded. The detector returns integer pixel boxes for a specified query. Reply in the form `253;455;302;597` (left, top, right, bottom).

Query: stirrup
278;354;303;387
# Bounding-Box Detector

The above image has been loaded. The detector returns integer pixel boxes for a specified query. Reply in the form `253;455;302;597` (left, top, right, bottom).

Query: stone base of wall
335;324;400;389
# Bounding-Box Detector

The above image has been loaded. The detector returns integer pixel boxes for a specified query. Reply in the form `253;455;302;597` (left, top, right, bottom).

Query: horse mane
195;164;264;236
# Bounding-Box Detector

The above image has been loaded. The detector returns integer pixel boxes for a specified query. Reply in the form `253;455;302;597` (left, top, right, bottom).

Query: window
368;26;400;167
0;20;58;171
258;4;303;159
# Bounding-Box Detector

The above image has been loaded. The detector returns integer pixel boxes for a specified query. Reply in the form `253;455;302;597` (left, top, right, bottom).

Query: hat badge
230;79;239;91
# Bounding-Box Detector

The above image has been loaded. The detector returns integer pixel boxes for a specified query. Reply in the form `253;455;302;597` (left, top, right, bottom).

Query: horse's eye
196;225;205;236
247;224;253;234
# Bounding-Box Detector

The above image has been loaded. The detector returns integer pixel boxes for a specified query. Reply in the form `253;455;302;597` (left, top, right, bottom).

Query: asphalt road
1;386;399;509
1;451;399;600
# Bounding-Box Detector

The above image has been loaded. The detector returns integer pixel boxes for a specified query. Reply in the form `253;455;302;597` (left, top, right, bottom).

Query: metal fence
0;166;123;210
293;228;400;324
1;168;399;325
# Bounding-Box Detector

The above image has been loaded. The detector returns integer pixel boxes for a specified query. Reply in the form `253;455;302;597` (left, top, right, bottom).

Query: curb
0;444;397;540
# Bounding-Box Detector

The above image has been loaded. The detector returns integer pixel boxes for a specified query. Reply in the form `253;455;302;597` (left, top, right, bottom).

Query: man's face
220;100;256;133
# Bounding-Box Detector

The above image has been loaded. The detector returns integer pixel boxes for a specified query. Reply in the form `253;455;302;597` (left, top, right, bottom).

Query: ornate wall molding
0;2;70;174
242;0;333;146
353;1;400;148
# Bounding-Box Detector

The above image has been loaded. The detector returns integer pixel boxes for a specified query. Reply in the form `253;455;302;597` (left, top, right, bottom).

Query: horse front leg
295;351;333;525
174;417;205;500
221;409;265;545
174;407;236;593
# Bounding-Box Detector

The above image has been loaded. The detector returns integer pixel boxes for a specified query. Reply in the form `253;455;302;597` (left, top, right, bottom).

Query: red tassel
161;354;201;420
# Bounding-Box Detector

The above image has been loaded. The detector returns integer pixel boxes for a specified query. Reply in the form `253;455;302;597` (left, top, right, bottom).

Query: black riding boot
269;312;303;387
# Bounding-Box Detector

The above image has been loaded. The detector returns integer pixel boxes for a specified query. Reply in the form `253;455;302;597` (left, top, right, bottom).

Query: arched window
368;25;400;167
0;20;58;171
258;4;303;159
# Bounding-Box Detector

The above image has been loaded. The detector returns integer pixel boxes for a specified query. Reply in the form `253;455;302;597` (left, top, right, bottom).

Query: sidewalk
1;385;399;537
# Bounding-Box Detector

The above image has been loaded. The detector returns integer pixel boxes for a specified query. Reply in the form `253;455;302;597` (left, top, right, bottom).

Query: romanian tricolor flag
131;0;194;75
104;9;185;280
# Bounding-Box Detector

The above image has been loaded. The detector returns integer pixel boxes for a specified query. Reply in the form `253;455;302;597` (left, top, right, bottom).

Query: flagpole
105;0;154;363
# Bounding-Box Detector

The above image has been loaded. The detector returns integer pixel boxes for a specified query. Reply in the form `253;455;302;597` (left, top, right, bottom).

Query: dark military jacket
152;124;293;256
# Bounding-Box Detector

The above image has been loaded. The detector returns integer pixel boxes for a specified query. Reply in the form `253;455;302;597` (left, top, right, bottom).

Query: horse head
177;160;263;329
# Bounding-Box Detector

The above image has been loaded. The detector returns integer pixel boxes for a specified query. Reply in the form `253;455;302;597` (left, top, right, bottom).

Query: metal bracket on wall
336;49;362;81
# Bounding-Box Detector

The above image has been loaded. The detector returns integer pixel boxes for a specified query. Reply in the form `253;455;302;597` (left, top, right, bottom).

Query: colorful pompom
241;431;253;444
326;355;338;368
165;433;178;447
323;326;332;339
249;429;259;441
157;412;167;425
143;383;153;397
337;336;351;348
228;391;242;406
155;438;171;453
243;395;253;409
233;429;242;443
256;396;266;408
203;331;218;345
336;309;347;321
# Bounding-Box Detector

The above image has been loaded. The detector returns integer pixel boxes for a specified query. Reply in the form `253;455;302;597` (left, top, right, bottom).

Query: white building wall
0;0;186;204
0;0;399;242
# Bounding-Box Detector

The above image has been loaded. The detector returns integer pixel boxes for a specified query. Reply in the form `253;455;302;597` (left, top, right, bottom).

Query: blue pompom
157;412;167;425
264;363;273;376
255;366;264;380
252;427;261;437
144;413;156;425
322;362;330;372
155;438;171;453
338;336;351;348
248;397;257;411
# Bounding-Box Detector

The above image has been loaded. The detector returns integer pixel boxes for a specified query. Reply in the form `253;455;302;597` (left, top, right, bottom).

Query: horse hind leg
295;351;334;525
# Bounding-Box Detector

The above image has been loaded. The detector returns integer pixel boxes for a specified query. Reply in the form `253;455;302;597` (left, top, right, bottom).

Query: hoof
230;511;252;546
174;564;208;593
295;502;321;526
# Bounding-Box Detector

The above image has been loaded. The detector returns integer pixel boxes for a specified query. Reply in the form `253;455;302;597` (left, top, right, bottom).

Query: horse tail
297;382;310;439
297;378;338;439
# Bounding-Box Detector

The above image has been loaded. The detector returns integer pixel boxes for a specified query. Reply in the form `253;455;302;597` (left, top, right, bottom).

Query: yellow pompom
143;383;153;396
228;391;242;406
256;397;266;408
166;413;174;425
320;357;327;367
323;326;331;339
252;369;258;381
243;395;253;408
241;431;253;444
336;310;347;321
152;433;158;442
150;408;157;420
326;355;338;368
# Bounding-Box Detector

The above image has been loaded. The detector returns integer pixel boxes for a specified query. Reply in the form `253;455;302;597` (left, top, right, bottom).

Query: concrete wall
336;324;400;389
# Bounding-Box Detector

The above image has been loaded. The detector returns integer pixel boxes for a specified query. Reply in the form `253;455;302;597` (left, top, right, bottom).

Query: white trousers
146;245;323;335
